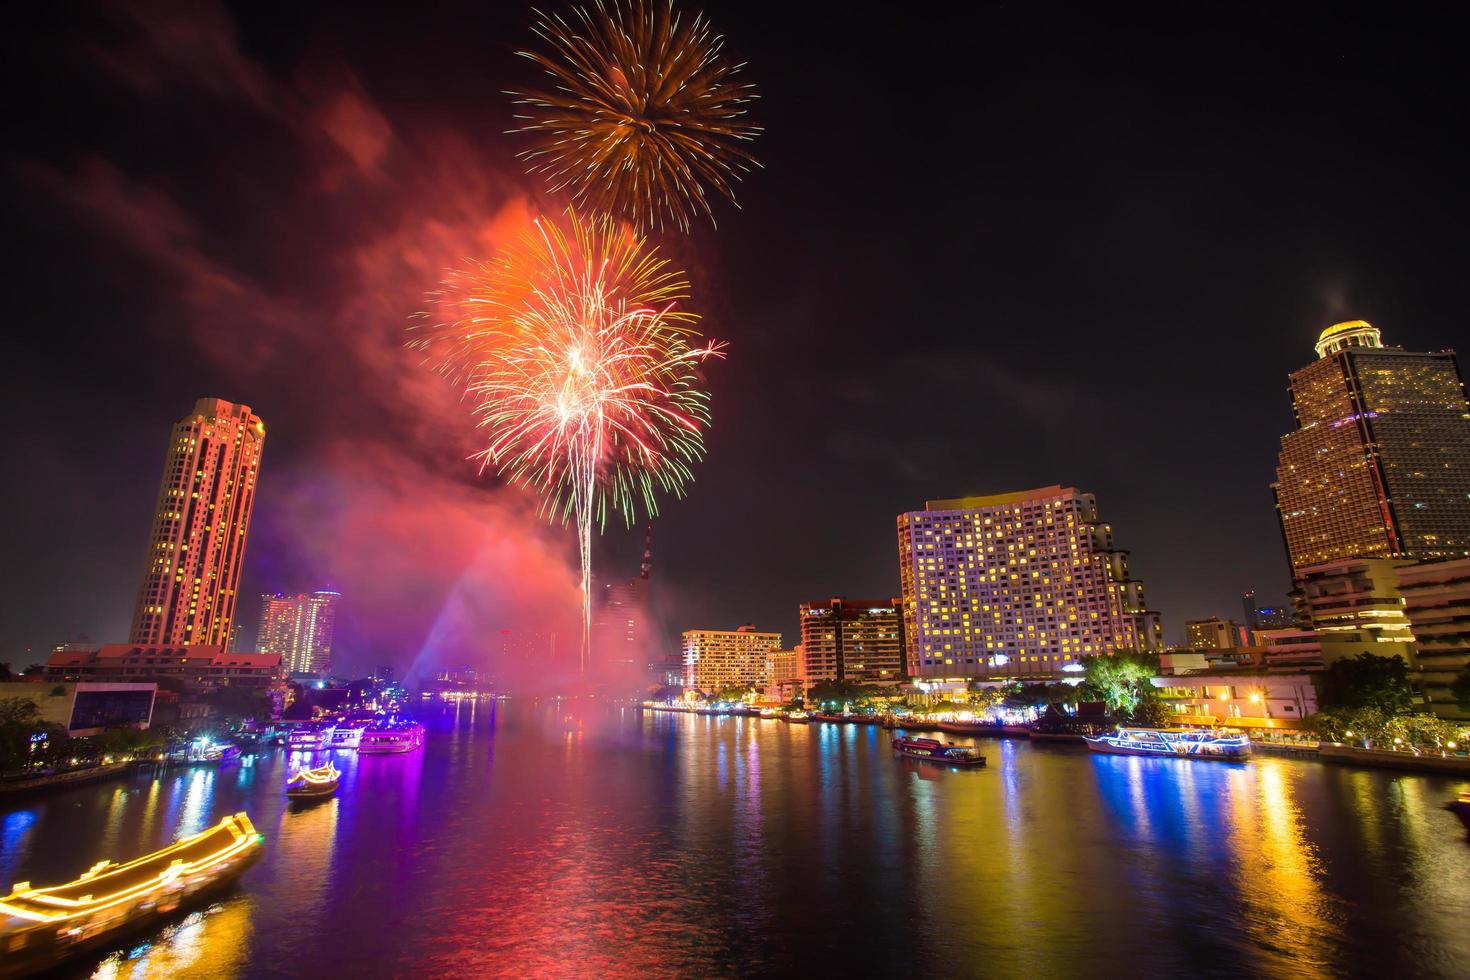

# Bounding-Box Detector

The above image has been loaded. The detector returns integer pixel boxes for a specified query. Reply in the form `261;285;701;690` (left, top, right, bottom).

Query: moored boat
0;813;263;977
286;723;334;752
783;710;810;723
1085;727;1251;760
359;720;425;754
285;762;341;800
327;723;367;750
892;736;986;767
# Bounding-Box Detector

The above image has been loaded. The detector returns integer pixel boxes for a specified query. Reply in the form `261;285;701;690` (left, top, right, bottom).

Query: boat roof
1;814;258;920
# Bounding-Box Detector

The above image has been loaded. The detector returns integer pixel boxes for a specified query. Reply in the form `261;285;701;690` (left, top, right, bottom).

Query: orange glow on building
129;398;265;648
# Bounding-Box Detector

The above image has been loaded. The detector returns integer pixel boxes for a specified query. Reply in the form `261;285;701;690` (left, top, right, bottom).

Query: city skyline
5;4;1470;674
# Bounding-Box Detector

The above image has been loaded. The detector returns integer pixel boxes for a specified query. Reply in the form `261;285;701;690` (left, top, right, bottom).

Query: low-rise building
45;644;281;690
0;681;156;735
1151;672;1319;730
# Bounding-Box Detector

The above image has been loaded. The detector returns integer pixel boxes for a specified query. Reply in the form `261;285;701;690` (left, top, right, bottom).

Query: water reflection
0;706;1465;977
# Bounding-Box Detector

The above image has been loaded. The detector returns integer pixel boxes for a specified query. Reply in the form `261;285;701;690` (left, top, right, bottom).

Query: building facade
1184;618;1247;650
1297;557;1417;666
897;486;1162;681
1273;321;1470;572
46;644;281;689
257;591;339;675
129;398;265;648
1395;556;1470;719
765;647;804;700
798;598;904;686
682;625;782;692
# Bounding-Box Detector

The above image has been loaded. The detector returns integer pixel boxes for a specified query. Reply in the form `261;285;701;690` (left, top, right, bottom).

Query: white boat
359;721;425;754
327;723;367;750
286;722;335;751
1085;727;1251;760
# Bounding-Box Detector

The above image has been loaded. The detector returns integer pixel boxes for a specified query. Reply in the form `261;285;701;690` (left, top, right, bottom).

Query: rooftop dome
1315;320;1382;359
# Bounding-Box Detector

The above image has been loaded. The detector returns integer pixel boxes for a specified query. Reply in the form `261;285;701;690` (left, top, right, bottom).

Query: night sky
4;2;1468;676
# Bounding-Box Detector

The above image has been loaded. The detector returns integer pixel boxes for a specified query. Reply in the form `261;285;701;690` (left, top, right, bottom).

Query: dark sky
3;2;1468;675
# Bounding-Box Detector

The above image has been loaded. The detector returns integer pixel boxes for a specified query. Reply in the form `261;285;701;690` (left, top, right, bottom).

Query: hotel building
1394;557;1470;719
682;625;782;691
798;598;904;686
1273;320;1470;572
897;486;1162;682
129;398;265;648
257;591;340;675
1184;618;1247;650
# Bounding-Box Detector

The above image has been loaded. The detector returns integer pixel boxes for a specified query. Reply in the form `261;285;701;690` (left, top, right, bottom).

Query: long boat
892;736;986;767
1084;727;1251;760
0;813;263;977
359;721;425;754
782;711;810;723
286;723;334;752
285;762;340;800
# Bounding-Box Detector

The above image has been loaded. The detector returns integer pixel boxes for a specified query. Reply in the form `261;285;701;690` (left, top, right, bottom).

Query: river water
2;703;1468;978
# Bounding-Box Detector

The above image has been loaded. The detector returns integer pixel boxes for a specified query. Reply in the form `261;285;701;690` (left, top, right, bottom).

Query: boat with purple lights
359;720;425;754
892;736;986;767
1085;727;1251;760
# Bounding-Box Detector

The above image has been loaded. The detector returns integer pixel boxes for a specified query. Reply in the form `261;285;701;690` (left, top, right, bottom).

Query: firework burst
412;209;724;669
510;0;761;231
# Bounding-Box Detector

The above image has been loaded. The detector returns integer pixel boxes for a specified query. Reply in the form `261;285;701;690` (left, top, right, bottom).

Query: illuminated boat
286;723;335;751
1448;792;1470;832
358;721;425;754
758;707;782;719
327;723;368;750
0;813;263;977
782;710;810;723
285;762;340;800
185;739;241;764
892;736;986;767
1084;727;1251;760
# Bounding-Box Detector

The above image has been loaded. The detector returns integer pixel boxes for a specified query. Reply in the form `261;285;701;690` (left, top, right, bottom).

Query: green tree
1130;693;1174;728
1319;653;1414;714
1079;651;1160;716
1451;666;1470;714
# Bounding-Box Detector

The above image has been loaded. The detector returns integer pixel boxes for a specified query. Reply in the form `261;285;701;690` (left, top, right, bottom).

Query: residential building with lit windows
45;644;281;690
1184;617;1247;650
765;647;804;700
1273;320;1470;572
129;398;265;648
897;486;1162;682
682;625;782;691
257;591;339;675
799;598;904;686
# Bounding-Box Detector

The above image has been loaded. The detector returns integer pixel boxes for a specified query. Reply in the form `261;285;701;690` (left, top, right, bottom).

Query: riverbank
1319;744;1470;775
0;760;140;801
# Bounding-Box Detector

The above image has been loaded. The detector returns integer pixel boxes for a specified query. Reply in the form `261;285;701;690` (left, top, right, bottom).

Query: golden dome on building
1315;319;1382;359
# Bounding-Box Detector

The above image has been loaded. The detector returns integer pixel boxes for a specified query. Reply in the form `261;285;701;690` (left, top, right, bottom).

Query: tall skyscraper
129;398;265;647
257;591;339;675
799;598;905;685
593;577;648;674
682;625;782;691
897;486;1162;681
1273;320;1470;572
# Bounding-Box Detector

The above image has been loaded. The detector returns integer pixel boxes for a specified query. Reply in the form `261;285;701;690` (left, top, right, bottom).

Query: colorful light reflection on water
0;704;1467;977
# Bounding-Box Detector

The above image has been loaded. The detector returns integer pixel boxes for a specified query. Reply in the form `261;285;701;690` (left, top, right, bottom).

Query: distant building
129;398;265;648
799;598;904;686
897;486;1162;682
1241;590;1294;630
1184;618;1248;650
257;591;339;675
682;625;781;691
45;644;280;689
765;647;803;700
593;578;648;674
1273;321;1470;572
1395;556;1470;719
1250;627;1325;672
